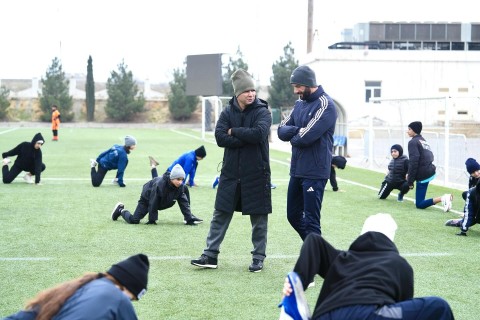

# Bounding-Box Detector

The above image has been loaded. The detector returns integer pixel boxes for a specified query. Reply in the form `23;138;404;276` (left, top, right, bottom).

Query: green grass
0;127;477;319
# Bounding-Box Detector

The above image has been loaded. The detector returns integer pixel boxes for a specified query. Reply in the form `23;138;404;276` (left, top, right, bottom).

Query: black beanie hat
391;144;403;157
108;254;149;300
408;121;422;134
465;158;480;174
195;145;207;158
331;155;347;169
290;65;317;87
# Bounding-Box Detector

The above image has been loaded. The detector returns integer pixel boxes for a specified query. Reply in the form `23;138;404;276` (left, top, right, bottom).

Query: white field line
0;253;452;261
0;127;20;135
0;257;52;261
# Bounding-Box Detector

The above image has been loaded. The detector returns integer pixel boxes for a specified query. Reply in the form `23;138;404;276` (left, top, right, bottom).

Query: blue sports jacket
167;150;197;186
278;86;337;179
96;144;129;186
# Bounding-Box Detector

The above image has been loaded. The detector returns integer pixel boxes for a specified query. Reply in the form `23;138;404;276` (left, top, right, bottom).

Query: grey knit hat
231;69;255;97
124;135;137;147
170;164;185;180
290;65;317;87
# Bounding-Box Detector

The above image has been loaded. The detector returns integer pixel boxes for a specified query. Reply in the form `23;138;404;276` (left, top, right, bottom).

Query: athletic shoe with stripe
278;272;311;320
191;254;218;269
441;194;453;212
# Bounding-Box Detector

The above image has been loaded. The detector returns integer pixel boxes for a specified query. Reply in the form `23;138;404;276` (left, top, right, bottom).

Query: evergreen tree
0;86;10;120
222;47;249;97
268;42;299;109
168;67;199;121
85;55;95;121
105;60;145;122
39;57;74;121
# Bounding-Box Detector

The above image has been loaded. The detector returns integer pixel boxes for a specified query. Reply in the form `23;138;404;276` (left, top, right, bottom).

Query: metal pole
444;97;450;186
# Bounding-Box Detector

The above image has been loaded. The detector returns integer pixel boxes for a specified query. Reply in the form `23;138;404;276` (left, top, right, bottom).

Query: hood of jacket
31;132;44;146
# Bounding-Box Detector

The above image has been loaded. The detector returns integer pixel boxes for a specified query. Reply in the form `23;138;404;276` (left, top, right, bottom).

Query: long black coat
214;97;272;215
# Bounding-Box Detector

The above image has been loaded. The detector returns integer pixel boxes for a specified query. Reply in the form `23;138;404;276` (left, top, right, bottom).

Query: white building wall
304;49;480;125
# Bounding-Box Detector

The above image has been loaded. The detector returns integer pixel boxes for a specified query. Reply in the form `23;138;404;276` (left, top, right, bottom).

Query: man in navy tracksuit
278;65;337;240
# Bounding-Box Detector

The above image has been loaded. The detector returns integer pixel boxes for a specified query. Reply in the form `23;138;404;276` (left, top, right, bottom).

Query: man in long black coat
191;69;272;272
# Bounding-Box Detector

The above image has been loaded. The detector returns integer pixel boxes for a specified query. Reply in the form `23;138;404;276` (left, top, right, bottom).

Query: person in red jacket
278;213;454;320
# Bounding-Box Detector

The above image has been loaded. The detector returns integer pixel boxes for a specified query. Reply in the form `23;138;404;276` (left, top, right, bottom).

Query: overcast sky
1;0;477;84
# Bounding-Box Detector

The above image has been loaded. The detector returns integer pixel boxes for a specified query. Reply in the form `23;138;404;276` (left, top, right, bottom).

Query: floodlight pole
444;97;450;186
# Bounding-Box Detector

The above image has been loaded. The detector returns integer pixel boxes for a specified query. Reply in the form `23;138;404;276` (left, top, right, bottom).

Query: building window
365;81;382;103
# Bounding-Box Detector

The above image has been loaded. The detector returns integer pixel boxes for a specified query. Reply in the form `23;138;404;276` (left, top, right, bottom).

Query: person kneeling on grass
378;144;409;202
2;132;46;185
4;254;149;320
445;179;480;236
111;164;203;226
278;213;454;320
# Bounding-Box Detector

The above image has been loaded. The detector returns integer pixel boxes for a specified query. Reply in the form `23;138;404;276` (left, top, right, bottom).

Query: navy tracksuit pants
287;177;327;240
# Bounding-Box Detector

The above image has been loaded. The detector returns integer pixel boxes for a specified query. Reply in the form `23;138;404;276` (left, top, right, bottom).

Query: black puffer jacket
407;134;436;185
2;133;44;184
385;155;409;183
214;96;272;215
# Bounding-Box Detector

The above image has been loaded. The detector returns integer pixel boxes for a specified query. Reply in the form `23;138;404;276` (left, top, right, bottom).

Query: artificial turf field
0;126;478;319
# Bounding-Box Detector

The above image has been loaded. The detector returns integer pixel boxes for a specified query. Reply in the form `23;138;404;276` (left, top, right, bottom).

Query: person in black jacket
110;164;203;226
406;121;452;212
329;155;347;192
2;132;46;185
461;158;480;201
278;213;454;320
191;69;272;273
445;179;480;236
378;144;410;201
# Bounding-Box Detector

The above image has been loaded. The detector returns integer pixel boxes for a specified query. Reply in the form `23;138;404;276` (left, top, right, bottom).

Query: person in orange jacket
51;104;61;141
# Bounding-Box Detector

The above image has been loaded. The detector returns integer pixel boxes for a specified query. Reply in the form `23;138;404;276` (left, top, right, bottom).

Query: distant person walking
90;135;137;187
406;121;452;211
2;132;46;185
51;104;61;141
277;65;337;240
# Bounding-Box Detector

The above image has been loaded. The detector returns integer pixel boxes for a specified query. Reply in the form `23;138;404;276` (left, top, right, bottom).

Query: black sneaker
249;258;264;272
184;215;203;225
146;221;157;225
191;254;217;269
445;219;461;227
111;202;124;221
397;193;404;202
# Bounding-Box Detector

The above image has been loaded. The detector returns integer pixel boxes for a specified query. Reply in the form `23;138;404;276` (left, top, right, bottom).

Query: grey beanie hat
231;69;255;97
125;135;137;147
170;164;185;180
290;65;317;87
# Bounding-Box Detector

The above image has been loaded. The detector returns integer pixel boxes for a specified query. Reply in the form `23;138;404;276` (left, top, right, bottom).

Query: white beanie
170;164;185;180
361;213;397;242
